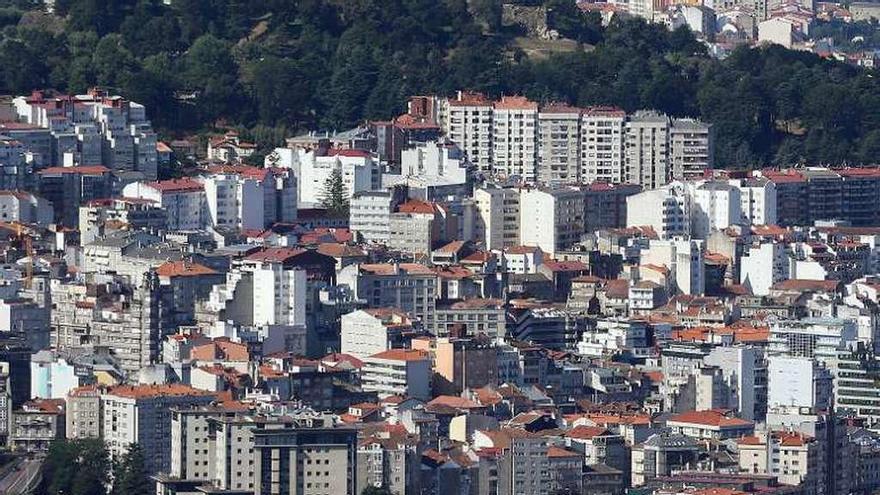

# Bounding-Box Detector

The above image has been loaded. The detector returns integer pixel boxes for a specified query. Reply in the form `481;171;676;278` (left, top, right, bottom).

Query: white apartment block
474;186;521;251
205;248;308;329
400;140;468;184
537;105;581;183
361;349;432;400
442;91;494;173
13;90;158;178
350;190;397;244
731;176;778;225
626;182;691;239
101;384;214;475
202;173;265;230
0;191;53;225
278;148;377;207
519;187;585;258
122;178;207;230
689;180;743;239
704;346;766;421
670;118;713;181
340;308;414;359
767;356;833;410
491;96;539;181
641;238;705;296
740;242;790;296
626;111;671;189
581;107;627;184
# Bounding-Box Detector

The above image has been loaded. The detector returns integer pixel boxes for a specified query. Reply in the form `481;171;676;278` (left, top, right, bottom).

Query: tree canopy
0;0;877;167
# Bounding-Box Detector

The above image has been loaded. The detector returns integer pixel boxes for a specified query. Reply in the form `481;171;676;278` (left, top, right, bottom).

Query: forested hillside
0;0;878;167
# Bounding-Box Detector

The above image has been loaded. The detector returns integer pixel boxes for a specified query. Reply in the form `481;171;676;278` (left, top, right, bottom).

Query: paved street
0;457;42;494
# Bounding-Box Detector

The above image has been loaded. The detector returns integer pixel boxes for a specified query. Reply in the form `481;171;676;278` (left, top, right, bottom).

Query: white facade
361;350;431;400
581;108;627;184
350;191;396;244
689;181;742;239
492;97;539;181
704;346;764;421
0;192;53;225
442;93;494;172
474;186;520;251
122;180;207;230
626;111;670;189
400;141;468;185
767;356;833;410
202;174;265;230
281;148;376;207
641;239;705;296
100;385;214;475
537;106;581;183
740;242;789;296
626;182;691;239
519;188;585;258
730;177;777;225
340;309;413;360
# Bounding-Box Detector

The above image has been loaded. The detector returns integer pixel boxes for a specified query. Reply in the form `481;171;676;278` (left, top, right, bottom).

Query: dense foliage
35;439;151;495
0;0;878;167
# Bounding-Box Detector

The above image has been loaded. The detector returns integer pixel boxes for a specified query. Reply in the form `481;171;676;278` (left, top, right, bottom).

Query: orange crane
14;223;32;289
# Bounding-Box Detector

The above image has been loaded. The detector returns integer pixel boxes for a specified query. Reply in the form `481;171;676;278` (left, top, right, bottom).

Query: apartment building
337;263;437;329
492;96;539;181
38;165;112;226
537;104;581;183
442;91;494;173
731;176;778;225
122;178;207;230
13;90;158;179
101;384;216;474
519;187;585;258
66;384;101;439
626;111;671;189
738;431;820;492
203;247;309;330
670;118;713;181
340;308;416;360
581;107;627;184
361;349;432;400
78;197;166;244
626;182;691;239
474;185;521;251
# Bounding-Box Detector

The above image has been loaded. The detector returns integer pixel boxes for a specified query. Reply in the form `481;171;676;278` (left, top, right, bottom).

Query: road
0;457;42;494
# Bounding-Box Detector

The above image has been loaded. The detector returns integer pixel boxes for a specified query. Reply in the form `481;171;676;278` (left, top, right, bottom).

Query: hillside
0;0;877;167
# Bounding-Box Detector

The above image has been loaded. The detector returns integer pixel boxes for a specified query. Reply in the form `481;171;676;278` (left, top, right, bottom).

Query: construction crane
14;223;33;289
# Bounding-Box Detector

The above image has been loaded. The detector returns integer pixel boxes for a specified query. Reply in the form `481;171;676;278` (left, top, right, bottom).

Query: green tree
319;168;349;216
36;438;110;495
110;443;152;495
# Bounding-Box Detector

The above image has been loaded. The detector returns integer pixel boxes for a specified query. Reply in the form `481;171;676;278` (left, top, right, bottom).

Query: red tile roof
191;339;250;362
244;247;307;263
668;409;753;428
105;383;214;399
566;425;611;440
397;200;437;215
326;148;371;158
149;178;203;192
547;446;581;458
155;261;217;278
368;349;430;362
494;95;538;111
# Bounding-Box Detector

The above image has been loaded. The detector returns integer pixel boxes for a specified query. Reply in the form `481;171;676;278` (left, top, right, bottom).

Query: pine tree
36;438;110;495
110;443;152;495
319;168;349;216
